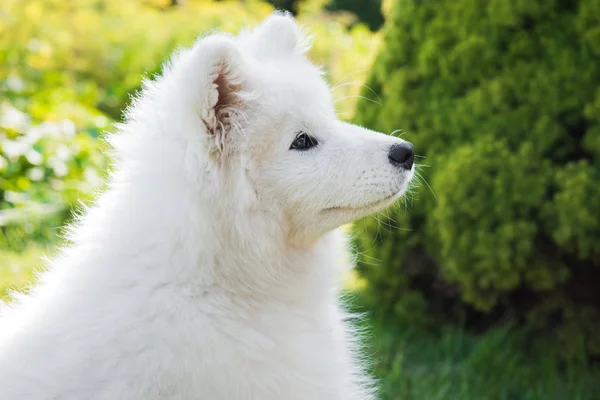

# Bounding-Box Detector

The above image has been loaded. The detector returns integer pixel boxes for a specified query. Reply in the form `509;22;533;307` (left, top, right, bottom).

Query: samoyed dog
0;13;414;400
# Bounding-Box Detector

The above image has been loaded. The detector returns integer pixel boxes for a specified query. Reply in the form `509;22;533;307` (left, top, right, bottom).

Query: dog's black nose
388;142;414;170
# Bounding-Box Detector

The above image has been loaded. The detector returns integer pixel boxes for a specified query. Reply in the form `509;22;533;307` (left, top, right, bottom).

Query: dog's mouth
322;191;401;213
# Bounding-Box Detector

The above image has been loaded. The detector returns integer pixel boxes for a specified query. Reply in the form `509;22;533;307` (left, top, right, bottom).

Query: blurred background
1;0;599;398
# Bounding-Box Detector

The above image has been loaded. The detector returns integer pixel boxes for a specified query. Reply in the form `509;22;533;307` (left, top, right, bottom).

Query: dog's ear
253;12;309;59
194;36;247;152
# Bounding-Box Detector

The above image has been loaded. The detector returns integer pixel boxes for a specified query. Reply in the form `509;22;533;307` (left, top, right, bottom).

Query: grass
346;293;600;400
364;320;600;399
1;243;599;399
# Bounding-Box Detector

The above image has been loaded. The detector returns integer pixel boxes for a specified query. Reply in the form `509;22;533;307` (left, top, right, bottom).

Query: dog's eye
290;132;318;151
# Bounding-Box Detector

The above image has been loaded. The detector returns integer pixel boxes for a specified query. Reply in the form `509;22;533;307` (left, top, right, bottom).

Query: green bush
353;0;600;359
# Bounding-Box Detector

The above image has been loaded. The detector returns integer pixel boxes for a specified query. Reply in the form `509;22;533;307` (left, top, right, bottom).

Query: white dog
0;13;414;399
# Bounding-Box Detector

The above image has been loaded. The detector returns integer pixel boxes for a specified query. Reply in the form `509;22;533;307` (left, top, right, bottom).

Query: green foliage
432;138;565;309
1;0;274;119
0;104;109;208
353;0;600;358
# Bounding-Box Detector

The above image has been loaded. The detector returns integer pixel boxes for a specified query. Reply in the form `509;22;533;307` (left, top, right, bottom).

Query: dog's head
142;13;414;241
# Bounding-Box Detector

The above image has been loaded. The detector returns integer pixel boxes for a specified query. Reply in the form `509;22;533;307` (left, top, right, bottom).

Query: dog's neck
180;190;345;303
70;158;346;305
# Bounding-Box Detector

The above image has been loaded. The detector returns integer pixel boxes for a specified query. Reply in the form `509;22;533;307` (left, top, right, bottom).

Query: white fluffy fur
0;13;414;399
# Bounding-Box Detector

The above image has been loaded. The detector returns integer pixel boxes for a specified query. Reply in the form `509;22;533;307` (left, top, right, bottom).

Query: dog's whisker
332;81;382;109
358;83;382;105
331;80;363;91
334;94;381;106
389;129;405;138
414;170;436;199
331;68;370;90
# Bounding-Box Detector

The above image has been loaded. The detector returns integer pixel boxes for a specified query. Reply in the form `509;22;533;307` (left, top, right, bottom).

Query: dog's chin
292;187;408;242
322;187;407;218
